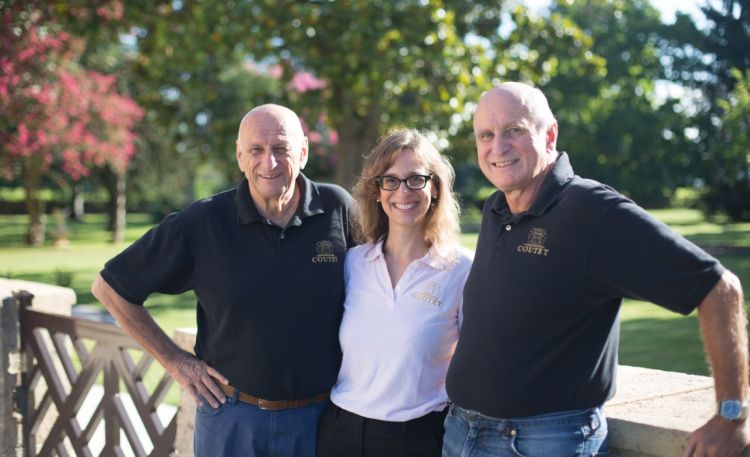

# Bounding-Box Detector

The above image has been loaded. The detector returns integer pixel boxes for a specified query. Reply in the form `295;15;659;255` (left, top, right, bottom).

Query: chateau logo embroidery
312;240;338;263
411;281;442;306
517;227;550;256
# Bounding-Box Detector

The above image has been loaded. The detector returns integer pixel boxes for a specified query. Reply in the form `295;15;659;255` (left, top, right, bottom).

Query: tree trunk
332;106;382;190
71;183;85;221
23;158;45;246
104;167;127;243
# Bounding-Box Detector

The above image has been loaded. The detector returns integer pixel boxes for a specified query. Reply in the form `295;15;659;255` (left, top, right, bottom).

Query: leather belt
219;384;329;411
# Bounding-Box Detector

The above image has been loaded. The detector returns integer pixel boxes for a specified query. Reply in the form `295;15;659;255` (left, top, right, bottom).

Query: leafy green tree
700;0;750;102
241;1;502;187
45;0;288;212
664;0;750;218
450;1;701;207
702;69;750;220
537;0;699;206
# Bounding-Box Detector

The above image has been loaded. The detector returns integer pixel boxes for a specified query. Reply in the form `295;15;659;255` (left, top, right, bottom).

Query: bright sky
522;0;709;26
646;0;706;24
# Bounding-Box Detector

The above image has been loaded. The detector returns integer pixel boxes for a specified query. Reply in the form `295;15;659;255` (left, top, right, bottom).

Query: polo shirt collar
491;151;574;219
234;172;325;225
363;238;452;270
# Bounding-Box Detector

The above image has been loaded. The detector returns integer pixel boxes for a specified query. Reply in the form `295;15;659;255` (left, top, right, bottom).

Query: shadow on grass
619;314;708;376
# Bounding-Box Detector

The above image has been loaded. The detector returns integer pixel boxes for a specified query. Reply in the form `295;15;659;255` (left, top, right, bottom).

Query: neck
253;185;300;227
505;159;555;214
504;186;540;214
383;226;430;261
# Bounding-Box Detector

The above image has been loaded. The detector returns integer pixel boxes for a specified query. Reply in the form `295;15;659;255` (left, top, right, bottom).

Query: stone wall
607;366;748;456
171;328;748;457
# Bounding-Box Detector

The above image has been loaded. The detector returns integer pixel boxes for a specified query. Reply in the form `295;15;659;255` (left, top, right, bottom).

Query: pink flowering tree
0;10;142;245
279;68;340;180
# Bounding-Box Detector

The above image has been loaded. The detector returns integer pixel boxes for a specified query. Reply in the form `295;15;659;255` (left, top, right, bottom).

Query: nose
262;150;278;168
493;135;508;155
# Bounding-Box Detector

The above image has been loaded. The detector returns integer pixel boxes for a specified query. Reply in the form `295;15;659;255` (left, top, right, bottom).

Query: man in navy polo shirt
443;82;749;457
91;104;352;457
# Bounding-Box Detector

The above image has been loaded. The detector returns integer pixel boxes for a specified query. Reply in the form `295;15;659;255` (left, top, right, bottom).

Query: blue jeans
194;389;329;457
442;404;608;457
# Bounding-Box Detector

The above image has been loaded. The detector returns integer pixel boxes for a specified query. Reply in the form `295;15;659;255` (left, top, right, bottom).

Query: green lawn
2;208;749;381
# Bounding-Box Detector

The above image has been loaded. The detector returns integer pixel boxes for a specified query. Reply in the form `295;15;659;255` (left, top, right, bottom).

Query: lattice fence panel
20;308;178;457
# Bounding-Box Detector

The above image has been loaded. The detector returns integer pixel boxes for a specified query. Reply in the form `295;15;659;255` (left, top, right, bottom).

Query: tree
0;8;143;244
240;1;502;188
664;0;750;218
702;69;750;220
445;0;707;207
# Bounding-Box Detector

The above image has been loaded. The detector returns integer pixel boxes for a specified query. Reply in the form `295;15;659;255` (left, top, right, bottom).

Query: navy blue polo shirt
446;152;724;418
101;173;353;401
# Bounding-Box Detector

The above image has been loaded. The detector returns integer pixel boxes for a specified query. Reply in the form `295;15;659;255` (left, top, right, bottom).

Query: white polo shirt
330;240;473;421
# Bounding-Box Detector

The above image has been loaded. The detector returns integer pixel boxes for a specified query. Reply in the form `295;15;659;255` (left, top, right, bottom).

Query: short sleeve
100;212;195;305
588;202;724;315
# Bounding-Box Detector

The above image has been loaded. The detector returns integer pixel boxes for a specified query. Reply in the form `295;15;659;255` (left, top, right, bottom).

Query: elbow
721;270;744;308
91;274;121;316
91;274;107;304
700;270;745;316
724;270;743;295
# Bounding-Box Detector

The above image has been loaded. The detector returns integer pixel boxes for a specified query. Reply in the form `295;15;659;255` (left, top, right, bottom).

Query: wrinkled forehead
238;111;304;145
474;96;534;129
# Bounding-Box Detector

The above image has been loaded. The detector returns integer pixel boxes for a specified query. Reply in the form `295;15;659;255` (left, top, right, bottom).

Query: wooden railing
18;301;177;457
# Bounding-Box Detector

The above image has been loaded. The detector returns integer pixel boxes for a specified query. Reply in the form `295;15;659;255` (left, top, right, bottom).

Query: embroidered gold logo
411;281;441;306
517;227;550;256
312;240;338;263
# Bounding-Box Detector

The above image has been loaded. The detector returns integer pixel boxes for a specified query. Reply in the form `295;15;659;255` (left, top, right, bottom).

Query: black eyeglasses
374;174;433;191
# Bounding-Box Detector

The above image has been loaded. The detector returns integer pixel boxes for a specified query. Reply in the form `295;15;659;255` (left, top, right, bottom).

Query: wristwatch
717;400;750;421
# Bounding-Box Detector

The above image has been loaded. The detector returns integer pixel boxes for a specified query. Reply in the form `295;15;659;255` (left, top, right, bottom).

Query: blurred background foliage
1;0;749;244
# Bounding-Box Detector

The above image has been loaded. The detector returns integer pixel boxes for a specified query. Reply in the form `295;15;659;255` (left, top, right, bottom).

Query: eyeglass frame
374;174;434;191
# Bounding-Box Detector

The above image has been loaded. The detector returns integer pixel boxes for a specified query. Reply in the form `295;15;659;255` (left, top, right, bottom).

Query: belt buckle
257;398;269;410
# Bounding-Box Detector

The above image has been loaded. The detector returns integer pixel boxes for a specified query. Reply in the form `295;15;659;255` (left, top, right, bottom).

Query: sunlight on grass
649;208;750;246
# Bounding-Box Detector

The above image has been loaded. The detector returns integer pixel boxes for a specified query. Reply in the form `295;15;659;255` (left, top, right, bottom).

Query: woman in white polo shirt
317;129;473;457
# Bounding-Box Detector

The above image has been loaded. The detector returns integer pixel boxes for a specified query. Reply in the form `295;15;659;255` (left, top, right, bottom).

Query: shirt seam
584;194;623;294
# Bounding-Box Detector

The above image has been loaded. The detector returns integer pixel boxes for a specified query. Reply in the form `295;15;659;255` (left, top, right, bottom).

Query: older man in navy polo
92;104;352;457
443;82;749;457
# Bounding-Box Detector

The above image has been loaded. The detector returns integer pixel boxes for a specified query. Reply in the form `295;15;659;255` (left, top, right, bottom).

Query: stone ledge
171;330;750;457
607;366;749;456
0;278;76;314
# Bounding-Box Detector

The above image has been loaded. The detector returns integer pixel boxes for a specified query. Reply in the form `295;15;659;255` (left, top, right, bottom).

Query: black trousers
317;403;447;457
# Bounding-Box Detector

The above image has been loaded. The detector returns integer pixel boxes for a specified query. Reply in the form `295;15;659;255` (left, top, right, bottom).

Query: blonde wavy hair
351;129;461;259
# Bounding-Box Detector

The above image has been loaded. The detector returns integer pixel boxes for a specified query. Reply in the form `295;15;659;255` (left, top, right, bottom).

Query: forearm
92;274;227;406
91;274;187;368
698;270;748;402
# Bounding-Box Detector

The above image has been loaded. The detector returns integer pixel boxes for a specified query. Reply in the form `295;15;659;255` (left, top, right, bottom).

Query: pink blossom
3;19;143;184
269;64;283;79
329;130;338;145
289;71;326;93
308;131;322;143
17;123;29;145
18;48;37;62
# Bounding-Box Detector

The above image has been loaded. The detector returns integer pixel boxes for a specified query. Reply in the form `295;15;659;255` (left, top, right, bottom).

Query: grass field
2;208;749;382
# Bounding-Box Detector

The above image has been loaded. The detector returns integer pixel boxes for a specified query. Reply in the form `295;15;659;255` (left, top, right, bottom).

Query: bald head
476;82;556;133
235;103;309;209
238;104;305;146
472;82;559;212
